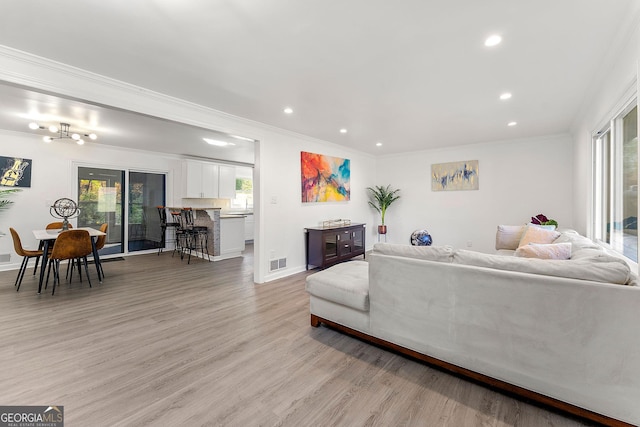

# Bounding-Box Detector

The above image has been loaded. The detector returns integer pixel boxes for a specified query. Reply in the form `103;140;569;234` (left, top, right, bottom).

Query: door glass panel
78;167;124;255
128;171;166;252
324;233;338;260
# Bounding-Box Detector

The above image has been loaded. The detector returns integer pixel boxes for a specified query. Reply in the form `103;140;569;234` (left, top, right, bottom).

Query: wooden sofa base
310;314;632;427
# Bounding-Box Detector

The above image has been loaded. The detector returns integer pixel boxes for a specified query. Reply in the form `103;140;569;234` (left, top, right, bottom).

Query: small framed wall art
0;156;32;188
431;160;478;191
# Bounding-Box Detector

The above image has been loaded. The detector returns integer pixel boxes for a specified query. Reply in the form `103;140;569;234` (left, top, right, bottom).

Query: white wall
570;12;640;236
375;134;574;253
257;132;376;281
0;129;181;269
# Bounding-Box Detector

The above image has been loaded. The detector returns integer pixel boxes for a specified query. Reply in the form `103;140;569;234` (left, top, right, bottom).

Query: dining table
32;227;106;294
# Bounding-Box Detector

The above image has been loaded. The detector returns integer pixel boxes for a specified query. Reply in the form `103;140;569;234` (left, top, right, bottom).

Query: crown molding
0;44;369;158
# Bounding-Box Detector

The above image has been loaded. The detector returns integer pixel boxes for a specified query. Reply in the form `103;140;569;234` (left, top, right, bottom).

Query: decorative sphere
410;229;432;246
52;198;79;218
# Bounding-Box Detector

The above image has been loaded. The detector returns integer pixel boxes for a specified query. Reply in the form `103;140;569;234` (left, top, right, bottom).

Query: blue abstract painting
431;160;478;191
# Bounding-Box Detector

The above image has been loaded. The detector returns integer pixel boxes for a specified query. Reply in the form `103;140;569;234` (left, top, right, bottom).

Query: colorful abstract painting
0;156;32;188
431;160;479;191
301;151;350;202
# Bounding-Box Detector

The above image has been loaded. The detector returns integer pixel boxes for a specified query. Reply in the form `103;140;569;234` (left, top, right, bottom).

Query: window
592;100;638;262
230;177;253;210
230;166;253;210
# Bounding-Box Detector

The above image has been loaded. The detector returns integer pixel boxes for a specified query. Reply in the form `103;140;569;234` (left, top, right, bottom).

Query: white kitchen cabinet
183;160;219;198
244;214;254;242
220;216;246;258
218;165;236;199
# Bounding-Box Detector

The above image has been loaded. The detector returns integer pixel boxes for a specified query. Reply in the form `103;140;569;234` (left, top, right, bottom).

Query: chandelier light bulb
32;121;96;144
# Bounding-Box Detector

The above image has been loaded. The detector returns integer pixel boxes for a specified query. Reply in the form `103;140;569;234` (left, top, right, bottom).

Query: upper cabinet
182;160;236;199
218;165;236;199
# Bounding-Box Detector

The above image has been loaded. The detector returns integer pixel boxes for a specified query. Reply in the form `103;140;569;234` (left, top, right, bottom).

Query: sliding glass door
77;166;166;255
78;167;125;255
128;171;166;252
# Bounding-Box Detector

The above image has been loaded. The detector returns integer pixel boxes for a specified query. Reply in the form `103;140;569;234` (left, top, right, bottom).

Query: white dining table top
32;227;106;240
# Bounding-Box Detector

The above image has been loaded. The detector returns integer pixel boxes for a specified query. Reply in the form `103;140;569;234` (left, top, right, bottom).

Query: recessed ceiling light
499;92;512;100
283;107;293;114
339;128;348;134
508;121;517;127
484;34;502;47
376;142;383;147
28;122;40;130
203;138;235;147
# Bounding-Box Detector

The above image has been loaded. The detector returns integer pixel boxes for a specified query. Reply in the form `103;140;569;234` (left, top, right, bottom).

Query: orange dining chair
33;222;74;275
69;223;108;281
46;229;93;295
9;228;43;291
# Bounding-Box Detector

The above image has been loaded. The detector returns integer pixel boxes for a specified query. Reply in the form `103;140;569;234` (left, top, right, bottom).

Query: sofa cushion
453;249;632;285
373;243;454;262
305;261;370;311
553;230;602;251
518;224;561;247
495;225;526;250
515;242;572;260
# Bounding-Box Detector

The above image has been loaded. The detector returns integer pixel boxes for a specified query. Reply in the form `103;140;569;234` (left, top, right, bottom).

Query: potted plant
531;213;558;229
366;185;401;234
0;188;21;237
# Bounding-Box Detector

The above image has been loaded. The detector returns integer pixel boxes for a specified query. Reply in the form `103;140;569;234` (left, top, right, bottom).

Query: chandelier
28;122;97;145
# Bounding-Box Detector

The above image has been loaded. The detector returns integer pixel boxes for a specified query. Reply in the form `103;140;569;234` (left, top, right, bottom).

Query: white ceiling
0;1;637;159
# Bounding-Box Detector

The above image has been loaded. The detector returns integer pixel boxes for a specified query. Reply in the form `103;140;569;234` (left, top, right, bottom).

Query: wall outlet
0;253;10;263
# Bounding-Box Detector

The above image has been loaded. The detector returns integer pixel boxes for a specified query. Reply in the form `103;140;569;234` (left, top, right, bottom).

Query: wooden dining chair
9;228;44;291
46;229;93;295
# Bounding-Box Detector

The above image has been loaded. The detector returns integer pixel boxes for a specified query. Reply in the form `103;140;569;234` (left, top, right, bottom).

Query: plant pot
378;225;387;235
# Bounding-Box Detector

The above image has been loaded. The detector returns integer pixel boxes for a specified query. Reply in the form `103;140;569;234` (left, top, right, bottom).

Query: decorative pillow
518;225;561;247
495;225;526;250
515;242;572;260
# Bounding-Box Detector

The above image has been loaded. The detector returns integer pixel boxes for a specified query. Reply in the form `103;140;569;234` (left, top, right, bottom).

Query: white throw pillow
495;225;526;250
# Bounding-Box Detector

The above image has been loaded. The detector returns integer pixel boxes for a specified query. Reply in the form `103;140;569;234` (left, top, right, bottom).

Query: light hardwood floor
0;247;596;427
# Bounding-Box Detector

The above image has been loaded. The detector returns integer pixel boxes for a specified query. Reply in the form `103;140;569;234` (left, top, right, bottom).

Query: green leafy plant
531;213;558;227
0;188;21;211
366;185;401;225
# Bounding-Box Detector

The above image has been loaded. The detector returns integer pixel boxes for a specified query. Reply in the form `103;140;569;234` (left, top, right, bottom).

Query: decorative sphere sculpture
50;198;80;230
410;229;432;246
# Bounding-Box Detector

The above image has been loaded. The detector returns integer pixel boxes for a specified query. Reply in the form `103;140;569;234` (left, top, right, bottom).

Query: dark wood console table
305;223;366;270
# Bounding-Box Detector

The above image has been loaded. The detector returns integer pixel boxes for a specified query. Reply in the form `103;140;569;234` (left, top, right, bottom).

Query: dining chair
33;222;74;275
68;222;108;281
9;228;43;291
46;229;93;295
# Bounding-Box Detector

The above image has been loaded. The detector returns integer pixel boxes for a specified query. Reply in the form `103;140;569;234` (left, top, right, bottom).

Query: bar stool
157;206;179;255
181;208;211;264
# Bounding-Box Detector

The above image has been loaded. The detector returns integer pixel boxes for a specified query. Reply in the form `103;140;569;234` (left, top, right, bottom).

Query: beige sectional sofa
305;228;640;426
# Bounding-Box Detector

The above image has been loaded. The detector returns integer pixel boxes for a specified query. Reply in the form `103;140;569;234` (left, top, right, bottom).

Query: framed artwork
431;160;478;191
0;156;32;188
301;151;350;202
